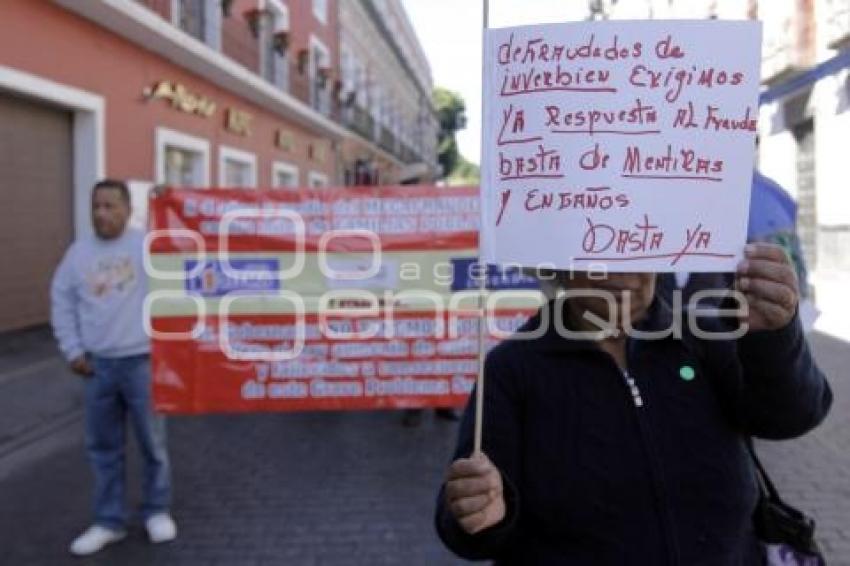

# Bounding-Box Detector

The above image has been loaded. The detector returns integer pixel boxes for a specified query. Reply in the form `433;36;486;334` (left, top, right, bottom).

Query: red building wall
0;0;336;187
797;0;816;66
287;0;339;114
140;0;171;21
223;0;261;74
138;0;340;117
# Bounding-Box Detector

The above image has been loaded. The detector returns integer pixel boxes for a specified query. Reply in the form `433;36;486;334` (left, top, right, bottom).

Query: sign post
474;0;491;457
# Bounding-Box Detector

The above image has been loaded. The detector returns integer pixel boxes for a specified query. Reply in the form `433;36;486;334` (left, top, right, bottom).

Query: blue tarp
748;170;797;239
747;171;809;295
759;48;850;106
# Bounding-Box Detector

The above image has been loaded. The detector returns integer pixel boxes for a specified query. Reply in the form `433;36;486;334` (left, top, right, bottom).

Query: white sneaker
69;525;126;556
145;513;177;544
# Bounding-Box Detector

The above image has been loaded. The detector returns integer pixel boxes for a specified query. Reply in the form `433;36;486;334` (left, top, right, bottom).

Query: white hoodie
50;227;149;361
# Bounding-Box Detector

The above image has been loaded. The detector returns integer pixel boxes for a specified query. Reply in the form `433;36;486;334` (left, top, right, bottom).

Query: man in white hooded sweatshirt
51;179;176;556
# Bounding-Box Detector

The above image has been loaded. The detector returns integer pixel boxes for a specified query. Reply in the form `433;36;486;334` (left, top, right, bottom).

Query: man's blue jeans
85;354;171;529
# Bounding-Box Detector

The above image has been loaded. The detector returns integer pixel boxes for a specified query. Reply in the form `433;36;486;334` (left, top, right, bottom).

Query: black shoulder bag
748;441;826;566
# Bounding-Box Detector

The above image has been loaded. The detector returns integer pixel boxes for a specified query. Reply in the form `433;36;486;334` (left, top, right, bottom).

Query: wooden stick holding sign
474;0;490;456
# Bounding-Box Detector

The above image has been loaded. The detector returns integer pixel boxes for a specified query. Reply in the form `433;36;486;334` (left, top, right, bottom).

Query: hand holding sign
736;243;800;332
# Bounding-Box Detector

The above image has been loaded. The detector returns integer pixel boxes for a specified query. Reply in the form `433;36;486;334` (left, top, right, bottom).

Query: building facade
587;0;850;337
0;0;439;332
338;0;440;186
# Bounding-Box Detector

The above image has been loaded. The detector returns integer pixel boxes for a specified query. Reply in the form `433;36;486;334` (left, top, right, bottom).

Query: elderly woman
435;243;831;565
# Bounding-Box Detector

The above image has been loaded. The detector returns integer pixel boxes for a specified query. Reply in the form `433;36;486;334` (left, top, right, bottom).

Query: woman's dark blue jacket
436;297;832;565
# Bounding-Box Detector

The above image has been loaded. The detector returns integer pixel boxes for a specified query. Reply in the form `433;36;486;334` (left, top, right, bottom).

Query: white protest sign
480;20;763;272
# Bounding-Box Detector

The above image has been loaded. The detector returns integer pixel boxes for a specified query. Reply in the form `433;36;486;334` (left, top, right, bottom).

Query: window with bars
308;172;329;188
165;146;204;187
219;147;257;188
272;162;300;189
309;39;331;116
175;0;205;42
260;2;289;90
172;0;221;49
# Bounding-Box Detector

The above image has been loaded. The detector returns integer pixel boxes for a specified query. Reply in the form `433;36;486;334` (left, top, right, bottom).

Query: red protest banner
148;186;540;414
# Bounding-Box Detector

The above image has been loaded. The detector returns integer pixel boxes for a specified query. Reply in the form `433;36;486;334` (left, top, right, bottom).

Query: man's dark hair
92;179;131;206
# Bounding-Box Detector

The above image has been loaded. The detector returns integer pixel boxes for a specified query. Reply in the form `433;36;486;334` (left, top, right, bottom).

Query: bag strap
746;438;782;502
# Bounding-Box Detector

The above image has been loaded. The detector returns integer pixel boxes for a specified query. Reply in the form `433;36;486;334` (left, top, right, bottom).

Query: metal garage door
0;92;73;331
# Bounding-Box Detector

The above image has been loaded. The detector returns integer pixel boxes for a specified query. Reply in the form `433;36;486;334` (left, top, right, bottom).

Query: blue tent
748;171;797;239
748;170;809;296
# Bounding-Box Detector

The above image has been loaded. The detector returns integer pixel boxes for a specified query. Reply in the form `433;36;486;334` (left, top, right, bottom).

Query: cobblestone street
1;328;848;565
1;408;461;565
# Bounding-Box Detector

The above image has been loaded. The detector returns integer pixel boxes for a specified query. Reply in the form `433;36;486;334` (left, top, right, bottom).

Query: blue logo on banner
450;258;540;292
185;259;280;297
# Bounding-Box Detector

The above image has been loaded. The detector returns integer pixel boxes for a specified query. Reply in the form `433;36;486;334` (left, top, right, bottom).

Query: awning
760;48;850;106
398;162;433;183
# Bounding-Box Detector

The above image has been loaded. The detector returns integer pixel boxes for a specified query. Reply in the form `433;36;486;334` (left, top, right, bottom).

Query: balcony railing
826;0;850;48
341;104;434;165
398;143;419;165
344;105;375;141
311;82;332;117
379;125;397;155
